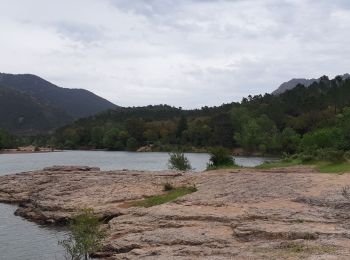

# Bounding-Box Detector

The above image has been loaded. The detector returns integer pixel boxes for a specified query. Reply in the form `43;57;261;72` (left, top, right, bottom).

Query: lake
0;151;276;259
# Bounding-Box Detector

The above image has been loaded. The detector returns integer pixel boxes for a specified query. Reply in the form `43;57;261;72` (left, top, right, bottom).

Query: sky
0;0;350;108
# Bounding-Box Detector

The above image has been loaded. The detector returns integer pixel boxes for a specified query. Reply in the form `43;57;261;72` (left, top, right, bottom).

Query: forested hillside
0;85;72;134
0;73;117;134
51;75;350;156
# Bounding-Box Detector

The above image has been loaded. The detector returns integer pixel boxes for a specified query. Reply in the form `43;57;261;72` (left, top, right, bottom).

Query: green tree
280;127;300;154
176;115;188;140
301;127;342;151
234;119;261;152
126;137;139;151
59;209;105;260
207;147;236;168
0;129;15;149
168;152;192;171
102;128;121;150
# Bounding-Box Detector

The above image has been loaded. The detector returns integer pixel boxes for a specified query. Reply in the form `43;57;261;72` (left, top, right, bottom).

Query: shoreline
1;165;350;258
1;147;280;159
0;149;63;155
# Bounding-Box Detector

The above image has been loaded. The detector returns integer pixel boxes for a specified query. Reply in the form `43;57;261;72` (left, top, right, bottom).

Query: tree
207;147;236;168
126;137;139;151
168;152;192;171
59;209;105;260
176;115;188;141
0;129;15;149
234;119;261;152
280;127;300;154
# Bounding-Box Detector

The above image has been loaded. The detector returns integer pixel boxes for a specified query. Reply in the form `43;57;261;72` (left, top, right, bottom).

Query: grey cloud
54;22;105;44
0;0;349;108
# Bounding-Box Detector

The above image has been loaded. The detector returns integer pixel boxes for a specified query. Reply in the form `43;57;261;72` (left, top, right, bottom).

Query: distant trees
47;76;350;156
0;129;16;149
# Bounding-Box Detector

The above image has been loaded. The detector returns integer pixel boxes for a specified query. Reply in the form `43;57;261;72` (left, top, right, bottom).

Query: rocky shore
1;166;350;259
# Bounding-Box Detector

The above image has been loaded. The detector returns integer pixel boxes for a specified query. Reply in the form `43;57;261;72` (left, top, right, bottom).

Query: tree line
3;75;350;157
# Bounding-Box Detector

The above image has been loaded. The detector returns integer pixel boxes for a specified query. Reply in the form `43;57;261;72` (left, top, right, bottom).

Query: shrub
316;148;346;163
207;147;236;168
59;209;105;260
163;182;174;191
168;152;192;171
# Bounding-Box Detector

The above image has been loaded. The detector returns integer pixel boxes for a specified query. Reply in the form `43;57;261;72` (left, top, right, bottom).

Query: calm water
0;151;276;259
0;203;67;260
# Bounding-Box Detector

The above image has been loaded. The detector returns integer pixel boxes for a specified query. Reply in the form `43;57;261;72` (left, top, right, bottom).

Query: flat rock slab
1;166;350;259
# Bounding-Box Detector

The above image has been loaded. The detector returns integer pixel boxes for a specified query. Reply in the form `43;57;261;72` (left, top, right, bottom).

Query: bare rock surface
1;166;350;259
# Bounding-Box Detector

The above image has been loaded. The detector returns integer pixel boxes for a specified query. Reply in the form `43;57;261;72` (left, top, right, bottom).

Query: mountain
0;73;117;134
0;73;116;119
272;74;350;95
0;85;72;134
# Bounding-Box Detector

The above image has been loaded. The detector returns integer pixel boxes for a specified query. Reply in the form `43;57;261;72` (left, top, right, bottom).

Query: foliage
132;186;197;208
163;182;174;191
168;152;192;171
315;162;350;174
207;147;236;169
126;137;139;151
59;209;105;260
0;128;16;149
7;74;350;157
256;159;301;169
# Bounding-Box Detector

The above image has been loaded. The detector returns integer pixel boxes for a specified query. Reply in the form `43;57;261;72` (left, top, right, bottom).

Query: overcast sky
0;0;349;108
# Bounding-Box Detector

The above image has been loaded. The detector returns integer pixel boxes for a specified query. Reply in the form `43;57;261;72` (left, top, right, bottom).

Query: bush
59;209;105;260
207;147;236;168
168;152;192;171
163;182;174;191
316;148;346;163
297;153;315;163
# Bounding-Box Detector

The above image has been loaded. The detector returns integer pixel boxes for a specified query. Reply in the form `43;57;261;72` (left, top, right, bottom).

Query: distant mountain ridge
273;73;350;95
0;73;117;134
0;73;116;119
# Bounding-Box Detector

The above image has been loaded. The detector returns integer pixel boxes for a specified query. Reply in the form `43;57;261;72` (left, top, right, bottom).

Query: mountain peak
0;72;117;134
272;74;350;95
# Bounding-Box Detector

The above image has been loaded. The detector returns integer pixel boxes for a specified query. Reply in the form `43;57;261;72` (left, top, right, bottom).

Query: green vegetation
315;162;350;174
46;75;350;158
58;209;106;260
0;129;16;150
259;242;336;258
4;74;350;164
256;159;301;169
168;152;192;171
257;156;350;174
207;147;238;170
132;186;197;208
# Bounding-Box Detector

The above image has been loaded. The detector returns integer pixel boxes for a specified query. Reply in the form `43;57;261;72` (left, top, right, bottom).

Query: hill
272;73;350;95
52;74;350;156
0;85;72;134
0;73;117;134
0;73;116;119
